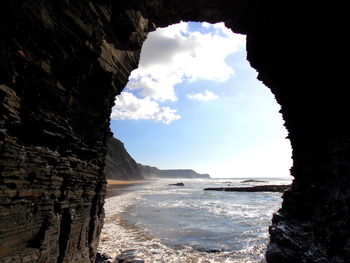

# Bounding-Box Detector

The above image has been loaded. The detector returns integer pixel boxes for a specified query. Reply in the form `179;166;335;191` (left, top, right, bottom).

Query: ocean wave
98;180;282;262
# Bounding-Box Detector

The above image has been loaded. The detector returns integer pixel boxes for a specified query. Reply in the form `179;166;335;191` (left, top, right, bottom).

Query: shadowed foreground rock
1;1;350;263
94;251;144;263
204;185;290;193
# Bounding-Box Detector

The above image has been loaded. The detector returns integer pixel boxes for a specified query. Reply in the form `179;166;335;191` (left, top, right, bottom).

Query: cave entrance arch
101;21;293;262
1;1;349;263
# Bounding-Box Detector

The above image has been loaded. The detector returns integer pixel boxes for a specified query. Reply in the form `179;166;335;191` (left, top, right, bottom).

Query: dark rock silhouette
95;253;113;263
0;1;349;263
195;248;224;253
104;136;208;181
115;250;144;263
105;136;144;180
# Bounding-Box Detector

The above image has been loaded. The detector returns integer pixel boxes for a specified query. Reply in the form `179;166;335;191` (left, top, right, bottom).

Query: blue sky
110;22;292;178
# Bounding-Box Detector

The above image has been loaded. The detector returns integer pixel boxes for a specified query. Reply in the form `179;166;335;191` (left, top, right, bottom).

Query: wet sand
106;180;149;198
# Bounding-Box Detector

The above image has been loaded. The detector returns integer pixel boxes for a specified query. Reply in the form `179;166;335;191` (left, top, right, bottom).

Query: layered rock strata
0;1;148;262
0;1;349;263
104;136;143;181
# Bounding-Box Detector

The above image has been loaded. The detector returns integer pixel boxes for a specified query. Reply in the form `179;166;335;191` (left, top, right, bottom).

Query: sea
98;177;292;263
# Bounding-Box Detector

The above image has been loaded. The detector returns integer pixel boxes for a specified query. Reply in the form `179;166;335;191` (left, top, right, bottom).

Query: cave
0;1;349;263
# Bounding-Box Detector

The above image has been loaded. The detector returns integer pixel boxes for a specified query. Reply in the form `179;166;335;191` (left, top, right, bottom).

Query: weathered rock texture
104;136;143;181
0;1;147;262
0;1;349;263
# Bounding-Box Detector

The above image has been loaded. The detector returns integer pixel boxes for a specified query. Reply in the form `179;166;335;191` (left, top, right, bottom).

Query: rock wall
244;3;350;262
1;1;349;262
0;1;148;262
104;136;143;181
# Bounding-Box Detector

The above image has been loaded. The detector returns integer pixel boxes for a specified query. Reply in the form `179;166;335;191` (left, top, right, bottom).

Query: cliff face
104;136;143;181
1;1;350;263
140;165;210;179
104;136;208;180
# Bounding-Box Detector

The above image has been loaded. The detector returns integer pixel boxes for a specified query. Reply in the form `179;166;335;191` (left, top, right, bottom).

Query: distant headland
105;136;210;180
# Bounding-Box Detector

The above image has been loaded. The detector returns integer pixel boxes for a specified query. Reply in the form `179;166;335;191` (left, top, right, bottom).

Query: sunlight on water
98;178;291;263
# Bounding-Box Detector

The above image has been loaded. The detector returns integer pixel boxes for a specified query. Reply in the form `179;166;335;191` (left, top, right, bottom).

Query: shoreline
99;177;276;262
105;179;149;199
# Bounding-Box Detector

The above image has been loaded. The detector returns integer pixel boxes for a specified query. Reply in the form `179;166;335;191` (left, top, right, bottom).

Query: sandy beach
106;180;148;198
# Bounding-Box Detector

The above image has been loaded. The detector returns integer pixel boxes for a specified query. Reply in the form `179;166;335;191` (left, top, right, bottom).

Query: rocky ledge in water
95;250;144;263
204;185;290;193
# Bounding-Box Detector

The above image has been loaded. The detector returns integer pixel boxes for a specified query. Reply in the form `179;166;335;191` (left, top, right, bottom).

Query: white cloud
202;22;211;28
111;92;181;124
186;90;219;101
112;22;246;124
127;22;246;102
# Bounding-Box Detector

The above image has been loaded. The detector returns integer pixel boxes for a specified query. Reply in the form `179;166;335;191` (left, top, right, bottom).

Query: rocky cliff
104;136;209;180
140;165;210;179
1;1;350;263
104;136;143;181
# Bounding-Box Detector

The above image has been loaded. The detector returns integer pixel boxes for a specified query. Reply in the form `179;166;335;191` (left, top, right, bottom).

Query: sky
110;22;293;178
